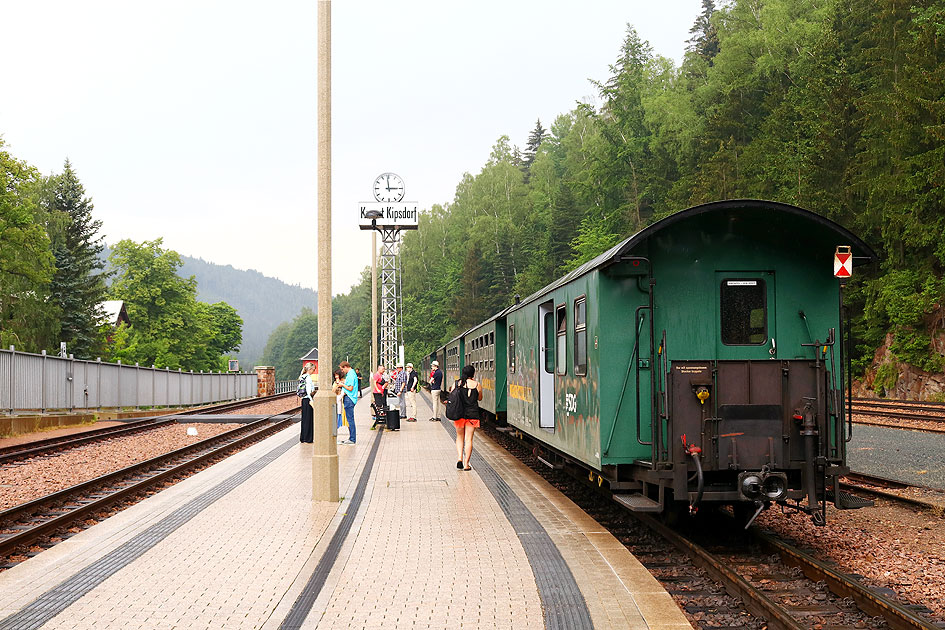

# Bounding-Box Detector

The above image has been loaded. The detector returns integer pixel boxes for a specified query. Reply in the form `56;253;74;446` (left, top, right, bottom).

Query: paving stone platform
0;393;692;630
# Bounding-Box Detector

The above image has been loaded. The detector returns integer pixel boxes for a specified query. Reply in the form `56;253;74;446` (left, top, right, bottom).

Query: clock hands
373;173;404;201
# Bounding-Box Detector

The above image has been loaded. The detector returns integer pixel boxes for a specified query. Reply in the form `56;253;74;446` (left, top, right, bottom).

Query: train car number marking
565;393;577;414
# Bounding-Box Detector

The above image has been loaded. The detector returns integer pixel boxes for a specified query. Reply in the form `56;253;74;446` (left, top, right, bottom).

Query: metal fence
0;347;256;413
275;380;295;395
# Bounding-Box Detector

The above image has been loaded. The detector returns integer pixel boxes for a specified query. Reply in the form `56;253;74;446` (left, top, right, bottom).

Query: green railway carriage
442;334;466;391
461;312;510;420
502;200;876;524
420;351;438;387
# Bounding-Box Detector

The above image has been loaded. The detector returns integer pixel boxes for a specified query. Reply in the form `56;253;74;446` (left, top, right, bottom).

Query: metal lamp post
365;210;383;375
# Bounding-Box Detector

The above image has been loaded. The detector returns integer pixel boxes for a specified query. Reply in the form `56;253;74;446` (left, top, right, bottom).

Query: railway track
0;410;297;562
177;391;298;416
641;511;941;630
485;423;943;630
852;398;945;425
0;393;298;466
841;472;945;513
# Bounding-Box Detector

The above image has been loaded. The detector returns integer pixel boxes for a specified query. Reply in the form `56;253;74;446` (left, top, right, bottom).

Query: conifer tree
522;119;547;181
686;0;719;64
43;160;109;358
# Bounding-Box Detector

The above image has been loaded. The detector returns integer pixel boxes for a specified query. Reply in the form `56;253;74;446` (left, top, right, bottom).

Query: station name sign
358;203;420;230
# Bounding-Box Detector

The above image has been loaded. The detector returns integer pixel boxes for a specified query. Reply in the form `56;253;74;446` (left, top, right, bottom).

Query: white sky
2;1;703;295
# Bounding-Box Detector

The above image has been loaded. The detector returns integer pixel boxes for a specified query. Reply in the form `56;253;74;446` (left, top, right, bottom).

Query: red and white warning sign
834;246;853;278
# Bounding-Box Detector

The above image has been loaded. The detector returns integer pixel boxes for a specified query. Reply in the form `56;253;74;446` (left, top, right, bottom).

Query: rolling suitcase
386;408;400;430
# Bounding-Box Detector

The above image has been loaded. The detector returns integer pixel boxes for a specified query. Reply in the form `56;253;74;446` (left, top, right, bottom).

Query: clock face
373;172;405;203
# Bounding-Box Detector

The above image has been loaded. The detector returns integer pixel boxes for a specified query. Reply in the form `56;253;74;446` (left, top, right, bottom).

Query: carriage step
613;493;662;512
833;490;874;509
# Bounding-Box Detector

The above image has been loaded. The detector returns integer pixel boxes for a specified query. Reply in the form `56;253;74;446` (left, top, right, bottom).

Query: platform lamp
313;0;338;503
364;209;384;374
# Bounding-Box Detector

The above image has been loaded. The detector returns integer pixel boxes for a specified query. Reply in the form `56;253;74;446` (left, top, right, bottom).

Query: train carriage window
509;325;516;373
555;305;567;375
574;297;587;376
720;279;768;345
544;312;555;373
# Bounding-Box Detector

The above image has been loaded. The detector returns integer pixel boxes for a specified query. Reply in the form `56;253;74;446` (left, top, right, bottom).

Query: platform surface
0;393;692;630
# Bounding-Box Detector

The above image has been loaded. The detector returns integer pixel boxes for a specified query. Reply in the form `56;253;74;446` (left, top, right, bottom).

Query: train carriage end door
715;272;777;360
539;301;555;429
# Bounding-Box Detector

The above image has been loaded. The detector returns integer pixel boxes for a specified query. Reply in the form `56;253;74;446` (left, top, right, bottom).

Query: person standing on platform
299;363;316;443
429;360;444;422
450;365;482;470
338;361;358;444
392;362;408;421
356;368;363;394
404;363;418;421
333;369;345;433
371;365;387;430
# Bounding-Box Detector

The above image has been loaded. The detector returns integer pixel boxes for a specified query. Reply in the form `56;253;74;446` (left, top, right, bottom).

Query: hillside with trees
176;256;317;368
0;150;247;371
7;0;945;396
328;0;945;398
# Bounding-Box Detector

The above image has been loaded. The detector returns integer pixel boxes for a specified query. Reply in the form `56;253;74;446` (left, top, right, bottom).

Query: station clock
373;172;405;203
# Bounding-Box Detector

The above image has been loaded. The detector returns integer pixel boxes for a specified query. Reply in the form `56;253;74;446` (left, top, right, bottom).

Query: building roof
299;347;318;361
100;300;129;326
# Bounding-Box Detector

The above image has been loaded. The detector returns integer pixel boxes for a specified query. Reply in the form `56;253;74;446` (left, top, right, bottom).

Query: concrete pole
313;0;339;502
371;231;378;373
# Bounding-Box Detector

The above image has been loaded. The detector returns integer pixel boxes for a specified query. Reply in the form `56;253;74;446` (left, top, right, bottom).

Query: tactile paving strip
439;414;593;630
278;428;385;629
0;431;300;630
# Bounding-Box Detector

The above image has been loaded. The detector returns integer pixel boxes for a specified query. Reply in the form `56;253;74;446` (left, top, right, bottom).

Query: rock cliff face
855;309;945;400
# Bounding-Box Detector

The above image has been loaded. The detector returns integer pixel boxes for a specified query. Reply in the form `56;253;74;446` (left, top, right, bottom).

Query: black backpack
445;380;465;420
297;375;307;398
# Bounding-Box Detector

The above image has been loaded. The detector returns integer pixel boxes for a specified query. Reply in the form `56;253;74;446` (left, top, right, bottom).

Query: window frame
574;295;587;376
720;278;768;346
555;303;567;376
508;325;516;373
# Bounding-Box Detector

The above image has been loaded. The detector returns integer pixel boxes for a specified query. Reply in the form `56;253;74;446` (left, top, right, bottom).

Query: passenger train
422;200;877;526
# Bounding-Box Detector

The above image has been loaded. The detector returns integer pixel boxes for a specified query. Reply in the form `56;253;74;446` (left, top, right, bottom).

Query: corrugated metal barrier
0;348;255;413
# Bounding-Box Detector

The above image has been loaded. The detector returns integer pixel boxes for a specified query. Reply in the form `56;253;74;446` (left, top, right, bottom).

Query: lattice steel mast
378;227;402;370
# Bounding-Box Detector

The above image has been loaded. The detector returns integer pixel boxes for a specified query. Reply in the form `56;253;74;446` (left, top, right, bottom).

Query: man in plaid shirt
392;363;408;424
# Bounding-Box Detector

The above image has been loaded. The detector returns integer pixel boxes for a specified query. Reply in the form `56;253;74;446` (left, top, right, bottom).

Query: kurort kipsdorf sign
358;203;420;230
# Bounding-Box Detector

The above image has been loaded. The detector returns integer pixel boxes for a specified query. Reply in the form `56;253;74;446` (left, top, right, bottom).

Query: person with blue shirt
338;361;358;444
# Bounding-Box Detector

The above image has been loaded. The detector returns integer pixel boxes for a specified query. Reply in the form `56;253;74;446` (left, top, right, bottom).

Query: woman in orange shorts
451;365;483;471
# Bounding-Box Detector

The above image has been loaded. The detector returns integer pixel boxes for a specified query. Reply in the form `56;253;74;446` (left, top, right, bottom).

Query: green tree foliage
259;308;318;380
6;1;945;379
107;239;242;371
331;267;372;372
397;2;945;375
175;254;316;366
258;269;375;382
41;160;109;359
0;140;58;351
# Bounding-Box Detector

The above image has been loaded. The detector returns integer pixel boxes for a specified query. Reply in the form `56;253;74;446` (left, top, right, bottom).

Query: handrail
657;330;668;463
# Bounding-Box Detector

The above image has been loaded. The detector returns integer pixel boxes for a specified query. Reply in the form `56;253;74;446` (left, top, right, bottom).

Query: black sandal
463;465;472;471
456;461;463;469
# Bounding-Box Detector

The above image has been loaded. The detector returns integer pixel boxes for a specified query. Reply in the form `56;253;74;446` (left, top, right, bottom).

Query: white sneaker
337;439;355;445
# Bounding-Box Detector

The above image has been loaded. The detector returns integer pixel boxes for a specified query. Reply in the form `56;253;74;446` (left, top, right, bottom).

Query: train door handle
769;338;777;356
